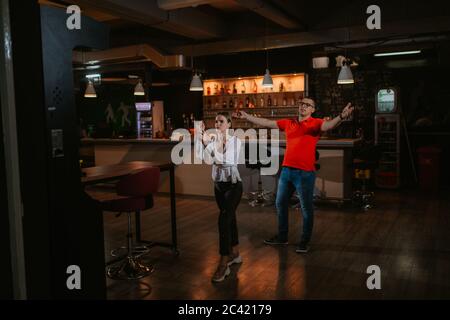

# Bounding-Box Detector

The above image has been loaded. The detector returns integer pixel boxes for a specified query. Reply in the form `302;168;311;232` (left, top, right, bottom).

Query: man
233;98;354;253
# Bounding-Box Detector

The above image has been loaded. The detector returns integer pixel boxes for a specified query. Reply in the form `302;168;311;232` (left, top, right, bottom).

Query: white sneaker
227;255;243;266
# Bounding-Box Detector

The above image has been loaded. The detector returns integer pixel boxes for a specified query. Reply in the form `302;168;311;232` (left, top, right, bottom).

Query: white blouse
203;135;242;183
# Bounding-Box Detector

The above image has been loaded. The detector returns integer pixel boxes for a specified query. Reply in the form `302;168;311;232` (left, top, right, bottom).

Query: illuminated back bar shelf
202;73;308;129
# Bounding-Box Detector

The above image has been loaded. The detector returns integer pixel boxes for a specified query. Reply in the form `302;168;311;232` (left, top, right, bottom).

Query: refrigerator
136;102;153;138
136;100;164;138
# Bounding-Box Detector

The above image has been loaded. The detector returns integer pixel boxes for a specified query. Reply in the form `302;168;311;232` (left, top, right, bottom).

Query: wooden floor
103;188;450;300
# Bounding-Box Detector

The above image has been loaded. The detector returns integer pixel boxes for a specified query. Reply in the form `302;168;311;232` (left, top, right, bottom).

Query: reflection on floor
104;189;450;300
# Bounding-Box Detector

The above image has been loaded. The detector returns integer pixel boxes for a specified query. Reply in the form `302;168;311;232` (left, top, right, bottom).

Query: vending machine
136;102;152;138
374;88;401;188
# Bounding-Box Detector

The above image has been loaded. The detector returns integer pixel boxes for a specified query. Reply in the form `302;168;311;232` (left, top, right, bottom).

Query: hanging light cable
189;48;203;92
262;49;273;89
337;27;354;84
261;26;273;89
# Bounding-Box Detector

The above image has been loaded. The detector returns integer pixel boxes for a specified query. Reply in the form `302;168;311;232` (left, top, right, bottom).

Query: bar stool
86;167;160;280
352;144;380;210
245;141;274;207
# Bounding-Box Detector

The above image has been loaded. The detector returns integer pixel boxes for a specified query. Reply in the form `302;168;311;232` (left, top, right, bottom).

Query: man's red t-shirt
277;117;324;171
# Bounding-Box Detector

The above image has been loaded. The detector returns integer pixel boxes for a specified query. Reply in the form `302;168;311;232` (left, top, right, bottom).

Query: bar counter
81;137;359;148
80;137;361;201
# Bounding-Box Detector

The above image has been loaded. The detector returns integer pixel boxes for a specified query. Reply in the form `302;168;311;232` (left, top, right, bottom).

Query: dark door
9;0;109;298
0;86;14;300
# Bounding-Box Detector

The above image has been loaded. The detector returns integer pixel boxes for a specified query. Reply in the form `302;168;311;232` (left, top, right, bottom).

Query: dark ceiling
43;0;450;56
41;0;450;86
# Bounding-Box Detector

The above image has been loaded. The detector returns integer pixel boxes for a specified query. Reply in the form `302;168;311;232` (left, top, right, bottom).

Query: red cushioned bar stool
87;167;160;280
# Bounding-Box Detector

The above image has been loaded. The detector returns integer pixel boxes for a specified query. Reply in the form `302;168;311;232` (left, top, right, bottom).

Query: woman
198;112;243;282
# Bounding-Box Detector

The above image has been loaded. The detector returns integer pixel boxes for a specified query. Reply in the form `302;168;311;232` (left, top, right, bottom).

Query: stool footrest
110;245;150;258
107;256;154;280
137;239;180;256
247;190;275;207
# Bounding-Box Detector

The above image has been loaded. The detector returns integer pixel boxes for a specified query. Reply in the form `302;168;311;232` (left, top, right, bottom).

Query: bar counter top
81;136;360;200
81;137;361;148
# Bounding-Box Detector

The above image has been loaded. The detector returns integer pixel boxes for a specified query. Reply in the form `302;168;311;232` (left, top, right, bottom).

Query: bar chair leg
107;212;154;280
110;210;149;259
248;168;274;207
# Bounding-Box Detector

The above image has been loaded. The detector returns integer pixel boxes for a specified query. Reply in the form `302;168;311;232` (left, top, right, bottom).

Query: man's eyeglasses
299;102;315;108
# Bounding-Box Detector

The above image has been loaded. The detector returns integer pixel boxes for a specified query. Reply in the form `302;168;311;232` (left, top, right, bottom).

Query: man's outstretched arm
232;110;278;129
321;103;354;132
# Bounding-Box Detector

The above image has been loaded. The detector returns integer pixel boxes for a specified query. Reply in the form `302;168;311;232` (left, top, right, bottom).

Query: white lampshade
337;64;354;84
84;81;97;98
262;69;273;88
312;57;329;69
134;80;145;96
189;73;203;91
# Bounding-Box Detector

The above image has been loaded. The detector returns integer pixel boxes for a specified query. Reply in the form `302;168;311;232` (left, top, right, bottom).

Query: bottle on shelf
260;96;265;107
241;82;246;94
234;98;238;109
214;100;219;108
245;96;249;108
165;116;173;135
290;96;295;106
282;95;287;106
229;98;233;108
220;84;225;95
252;80;258;93
234;103;240;113
225;84;230;95
207;85;211;96
273;96;278;106
182;113;187;128
233;83;237;94
222;99;227;109
279;82;284;92
214;84;219;95
267;95;272;107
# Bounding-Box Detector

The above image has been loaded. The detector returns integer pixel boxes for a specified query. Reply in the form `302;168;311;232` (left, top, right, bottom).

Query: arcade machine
374;88;401;188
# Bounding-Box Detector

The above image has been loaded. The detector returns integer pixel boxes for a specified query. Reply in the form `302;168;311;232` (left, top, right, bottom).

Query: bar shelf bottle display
202;73;307;129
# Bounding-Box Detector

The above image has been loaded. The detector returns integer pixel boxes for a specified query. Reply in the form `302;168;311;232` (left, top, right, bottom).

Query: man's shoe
211;265;231;283
264;235;288;245
295;241;310;253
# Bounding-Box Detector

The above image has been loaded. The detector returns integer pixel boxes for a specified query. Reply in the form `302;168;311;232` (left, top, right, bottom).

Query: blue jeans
276;167;316;243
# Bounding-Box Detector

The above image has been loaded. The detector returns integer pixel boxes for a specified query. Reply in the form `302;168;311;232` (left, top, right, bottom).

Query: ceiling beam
66;0;227;39
156;0;223;10
169;15;450;56
73;44;186;69
233;0;304;30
